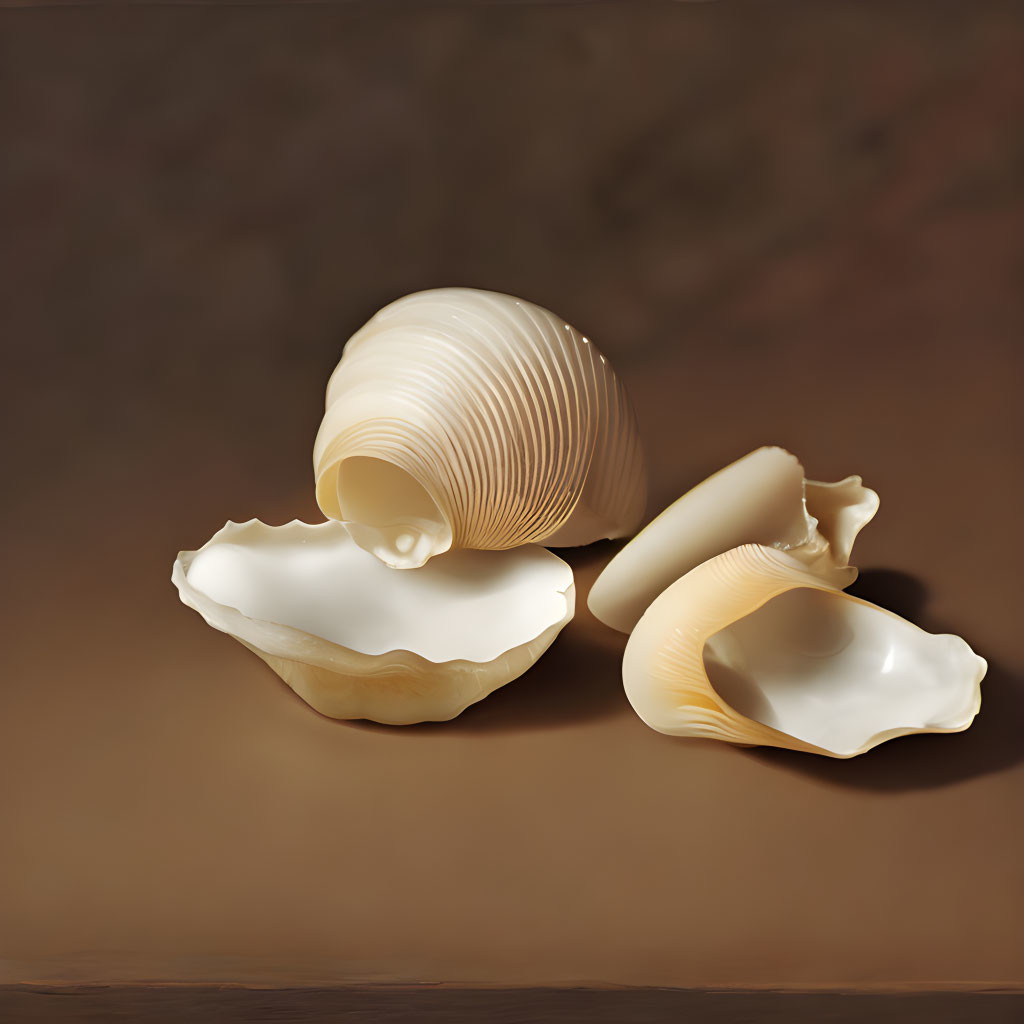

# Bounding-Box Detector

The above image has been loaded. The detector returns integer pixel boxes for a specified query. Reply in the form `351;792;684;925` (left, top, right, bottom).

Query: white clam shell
589;446;879;633
314;288;647;568
172;519;575;725
623;544;985;758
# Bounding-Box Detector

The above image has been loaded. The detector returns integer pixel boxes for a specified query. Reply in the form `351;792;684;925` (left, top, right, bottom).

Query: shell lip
172;519;575;671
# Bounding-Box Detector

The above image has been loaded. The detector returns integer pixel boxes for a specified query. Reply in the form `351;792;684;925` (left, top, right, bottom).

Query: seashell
172;519;575;725
623;544;985;758
313;288;647;569
589;446;879;633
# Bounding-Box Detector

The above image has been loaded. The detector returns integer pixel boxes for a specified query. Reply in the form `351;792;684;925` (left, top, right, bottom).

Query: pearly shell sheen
172;519;575;725
589;446;879;633
314;288;647;569
623;544;985;758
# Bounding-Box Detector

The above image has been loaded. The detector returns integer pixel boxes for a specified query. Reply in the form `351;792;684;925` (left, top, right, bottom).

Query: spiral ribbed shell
314;288;647;568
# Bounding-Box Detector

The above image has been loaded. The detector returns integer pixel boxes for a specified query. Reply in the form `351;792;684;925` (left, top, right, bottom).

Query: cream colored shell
314;288;647;569
172;519;575;725
623;544;985;758
589;446;879;633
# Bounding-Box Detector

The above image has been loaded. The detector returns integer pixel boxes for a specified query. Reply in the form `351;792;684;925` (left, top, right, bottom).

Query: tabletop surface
2;1;1022;992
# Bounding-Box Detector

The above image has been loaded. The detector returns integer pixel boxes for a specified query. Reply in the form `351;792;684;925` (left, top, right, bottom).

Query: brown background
2;0;1023;1002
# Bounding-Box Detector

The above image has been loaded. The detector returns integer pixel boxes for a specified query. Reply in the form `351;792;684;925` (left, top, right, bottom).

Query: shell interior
704;586;983;757
186;521;573;663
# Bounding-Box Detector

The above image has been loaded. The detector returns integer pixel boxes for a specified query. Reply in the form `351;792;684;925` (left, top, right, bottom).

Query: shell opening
702;587;980;757
336;456;452;569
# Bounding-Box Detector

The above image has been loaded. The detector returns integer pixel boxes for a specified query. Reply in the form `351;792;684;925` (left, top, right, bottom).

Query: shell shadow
747;568;1024;791
431;625;628;734
344;627;628;736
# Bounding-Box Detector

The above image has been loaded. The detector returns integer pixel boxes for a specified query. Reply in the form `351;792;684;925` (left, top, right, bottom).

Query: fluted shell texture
314;288;647;568
623;544;985;758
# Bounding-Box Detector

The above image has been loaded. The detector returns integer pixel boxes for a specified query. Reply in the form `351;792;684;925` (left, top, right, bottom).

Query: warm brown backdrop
2;0;1022;996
